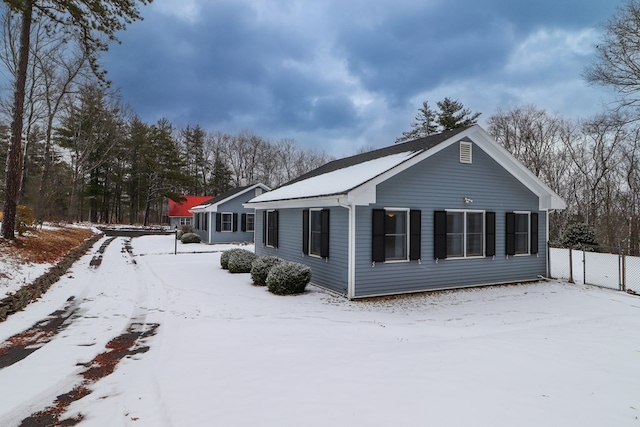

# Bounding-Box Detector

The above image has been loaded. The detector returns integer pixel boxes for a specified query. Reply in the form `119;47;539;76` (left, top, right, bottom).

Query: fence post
621;251;626;291
568;248;574;283
583;249;586;285
175;229;178;255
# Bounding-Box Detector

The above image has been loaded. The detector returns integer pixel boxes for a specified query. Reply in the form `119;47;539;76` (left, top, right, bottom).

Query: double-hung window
220;213;232;232
303;209;329;258
244;213;255;232
372;209;421;263
506;212;538;255
435;210;495;260
264;210;278;248
446;210;484;258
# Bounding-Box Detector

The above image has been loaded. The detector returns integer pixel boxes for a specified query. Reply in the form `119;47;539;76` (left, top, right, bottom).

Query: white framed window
384;208;409;261
245;213;255;232
309;209;323;257
446;210;485;258
266;210;277;247
514;211;530;255
180;217;192;226
220;212;233;232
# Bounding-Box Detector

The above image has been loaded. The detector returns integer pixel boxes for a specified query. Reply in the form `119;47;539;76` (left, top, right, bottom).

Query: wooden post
568;248;574;283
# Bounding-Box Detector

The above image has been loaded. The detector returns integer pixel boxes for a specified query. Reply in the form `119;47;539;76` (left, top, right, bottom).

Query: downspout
338;200;356;299
546;209;553;277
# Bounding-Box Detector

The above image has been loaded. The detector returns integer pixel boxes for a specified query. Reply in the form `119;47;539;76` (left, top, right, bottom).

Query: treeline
487;106;639;254
0;85;332;225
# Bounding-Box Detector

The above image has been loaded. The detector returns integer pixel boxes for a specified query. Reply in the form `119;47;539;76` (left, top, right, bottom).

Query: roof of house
168;196;214;217
247;125;566;210
190;183;271;212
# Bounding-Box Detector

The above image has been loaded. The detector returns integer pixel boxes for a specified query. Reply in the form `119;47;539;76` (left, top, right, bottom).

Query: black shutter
372;209;385;262
215;213;221;232
262;211;266;245
273;210;279;248
241;213;247;232
302;210;309;255
409;210;421;260
434;211;447;260
321;209;330;258
530;212;539;254
232;213;238;232
485;212;496;257
505;212;516;256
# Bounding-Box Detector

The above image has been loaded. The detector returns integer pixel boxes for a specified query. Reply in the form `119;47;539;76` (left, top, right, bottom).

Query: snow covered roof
190;183;271;212
246;125;566;210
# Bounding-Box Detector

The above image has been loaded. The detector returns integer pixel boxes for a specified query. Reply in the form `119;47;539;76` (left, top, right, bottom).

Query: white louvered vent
460;141;472;164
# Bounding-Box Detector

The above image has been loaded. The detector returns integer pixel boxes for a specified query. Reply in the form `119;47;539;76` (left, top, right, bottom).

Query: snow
0;235;639;426
249;151;419;202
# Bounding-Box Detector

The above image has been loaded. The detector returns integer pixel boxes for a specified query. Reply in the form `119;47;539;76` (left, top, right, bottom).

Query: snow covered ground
0;234;639;426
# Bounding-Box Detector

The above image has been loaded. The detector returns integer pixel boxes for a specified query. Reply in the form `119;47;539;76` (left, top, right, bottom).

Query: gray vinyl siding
353;139;548;297
193;193;257;243
255;207;349;295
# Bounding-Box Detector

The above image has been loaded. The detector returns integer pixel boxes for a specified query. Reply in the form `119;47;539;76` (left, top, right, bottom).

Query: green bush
228;250;257;273
560;223;599;251
221;248;251;269
250;256;283;286
266;262;311;295
180;232;201;244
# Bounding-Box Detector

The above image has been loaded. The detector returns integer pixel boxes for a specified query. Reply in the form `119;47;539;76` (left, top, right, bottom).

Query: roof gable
191;183;271;212
247;126;565;210
168;196;214;217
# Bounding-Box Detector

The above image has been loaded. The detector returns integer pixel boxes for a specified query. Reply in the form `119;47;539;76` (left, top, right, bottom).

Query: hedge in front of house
180;232;201;244
220;248;251;269
266;261;311;295
250;256;283;286
228;250;258;273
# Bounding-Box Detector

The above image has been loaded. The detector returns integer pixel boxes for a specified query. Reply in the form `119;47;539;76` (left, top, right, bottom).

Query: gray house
245;125;565;299
190;184;270;243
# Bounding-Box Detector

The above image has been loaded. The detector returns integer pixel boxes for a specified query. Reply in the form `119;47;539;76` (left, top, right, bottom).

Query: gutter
338;199;356;299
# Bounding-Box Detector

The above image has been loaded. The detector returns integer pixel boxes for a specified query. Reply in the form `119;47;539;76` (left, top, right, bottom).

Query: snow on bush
250;256;283;286
220;248;251;270
228;250;257;274
266;261;311;295
180;232;201;244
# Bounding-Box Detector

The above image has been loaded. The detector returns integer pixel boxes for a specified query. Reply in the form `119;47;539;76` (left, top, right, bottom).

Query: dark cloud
102;0;622;155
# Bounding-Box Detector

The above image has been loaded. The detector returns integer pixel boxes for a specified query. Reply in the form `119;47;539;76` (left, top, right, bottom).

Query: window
242;213;255;232
506;212;538;256
263;210;278;248
445;211;484;258
194;213;201;230
372;209;421;262
303;209;329;258
385;210;408;261
180;217;192;226
434;210;495;260
220;213;232;232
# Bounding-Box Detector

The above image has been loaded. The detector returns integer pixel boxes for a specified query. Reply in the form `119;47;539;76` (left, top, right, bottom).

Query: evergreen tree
396;98;481;143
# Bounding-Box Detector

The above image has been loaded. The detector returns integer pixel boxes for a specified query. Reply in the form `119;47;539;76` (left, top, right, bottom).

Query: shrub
17;205;35;235
250;256;283;286
180;232;201;244
560;222;599;251
220;248;250;269
228;250;257;273
266;262;312;295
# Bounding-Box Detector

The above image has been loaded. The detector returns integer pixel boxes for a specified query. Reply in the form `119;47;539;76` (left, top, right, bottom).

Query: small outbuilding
168;196;213;229
190;184;270;244
245;125;566;299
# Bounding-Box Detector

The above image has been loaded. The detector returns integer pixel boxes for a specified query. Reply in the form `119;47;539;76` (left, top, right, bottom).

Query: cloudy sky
103;0;621;157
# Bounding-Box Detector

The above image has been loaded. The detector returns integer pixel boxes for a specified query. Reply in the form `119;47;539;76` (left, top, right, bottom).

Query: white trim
444;209;486;259
245;212;255;232
383;208;410;262
308;208;323;258
460;141;472;164
220;212;233;232
192;183;271;213
265;210;276;248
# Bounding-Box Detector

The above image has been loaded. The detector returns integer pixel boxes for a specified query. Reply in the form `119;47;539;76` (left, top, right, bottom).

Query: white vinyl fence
549;247;640;293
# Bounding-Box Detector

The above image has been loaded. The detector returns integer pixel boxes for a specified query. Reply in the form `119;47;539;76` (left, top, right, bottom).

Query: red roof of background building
168;196;213;217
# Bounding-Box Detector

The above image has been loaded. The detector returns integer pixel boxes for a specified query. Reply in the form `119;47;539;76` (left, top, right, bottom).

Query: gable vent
459;141;472;164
